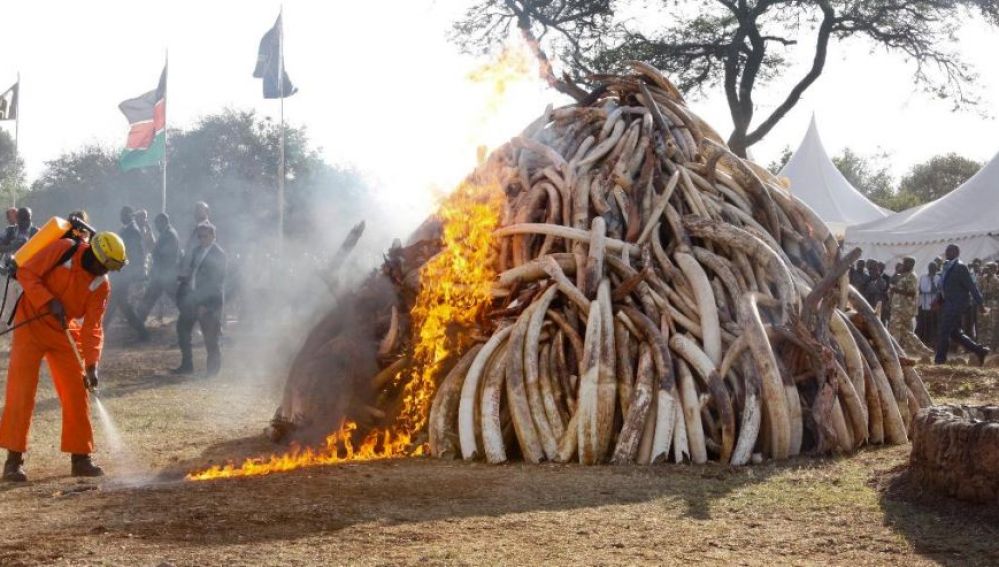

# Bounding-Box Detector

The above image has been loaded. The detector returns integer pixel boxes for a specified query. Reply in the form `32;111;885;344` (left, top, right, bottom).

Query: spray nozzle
68;216;97;237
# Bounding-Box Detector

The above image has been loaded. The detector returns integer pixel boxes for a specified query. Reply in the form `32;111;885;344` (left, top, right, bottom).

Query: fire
186;178;504;481
466;44;534;113
186;40;536;482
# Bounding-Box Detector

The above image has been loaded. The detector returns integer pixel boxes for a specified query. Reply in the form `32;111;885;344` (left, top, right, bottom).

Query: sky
1;0;998;231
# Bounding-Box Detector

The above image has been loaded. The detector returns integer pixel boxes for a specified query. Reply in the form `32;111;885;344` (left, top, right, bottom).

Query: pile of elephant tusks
423;63;932;466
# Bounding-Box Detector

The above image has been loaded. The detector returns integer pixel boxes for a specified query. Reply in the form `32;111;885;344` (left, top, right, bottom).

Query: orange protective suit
0;238;109;454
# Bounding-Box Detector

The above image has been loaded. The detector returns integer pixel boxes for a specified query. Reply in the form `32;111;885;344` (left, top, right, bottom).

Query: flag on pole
119;66;166;171
0;82;17;121
253;15;297;99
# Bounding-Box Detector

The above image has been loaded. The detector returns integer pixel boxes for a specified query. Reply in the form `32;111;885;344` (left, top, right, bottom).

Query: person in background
134;209;156;265
0;208;39;255
916;262;940;346
849;259;867;290
936;244;990;365
862;260;886;312
888;257;935;359
878;262;891;325
181;202;211;266
104;206;148;341
138;213;181;327
978;262;999;352
0;209;38;327
174;222;226;376
965;258;983;340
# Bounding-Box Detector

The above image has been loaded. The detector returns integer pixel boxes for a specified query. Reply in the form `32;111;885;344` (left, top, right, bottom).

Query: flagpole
278;5;286;252
11;71;19;208
162;51;168;214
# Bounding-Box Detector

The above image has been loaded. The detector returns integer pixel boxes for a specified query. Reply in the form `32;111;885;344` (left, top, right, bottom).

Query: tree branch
744;1;835;147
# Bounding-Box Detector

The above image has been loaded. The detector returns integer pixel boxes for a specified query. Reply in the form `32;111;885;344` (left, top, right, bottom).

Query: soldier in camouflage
889;256;935;359
978;262;999;351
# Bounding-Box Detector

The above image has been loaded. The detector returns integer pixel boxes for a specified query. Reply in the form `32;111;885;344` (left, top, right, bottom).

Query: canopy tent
780;116;889;236
845;150;999;269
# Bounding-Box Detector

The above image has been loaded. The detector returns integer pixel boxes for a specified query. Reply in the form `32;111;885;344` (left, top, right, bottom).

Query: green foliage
0;128;26;203
898;153;982;204
831;148;897;210
828;149;982;212
23;109;367;258
767;146;792;175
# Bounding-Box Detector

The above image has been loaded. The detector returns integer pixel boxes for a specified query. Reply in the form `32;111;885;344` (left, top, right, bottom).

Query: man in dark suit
138;213;181;326
173;221;226;376
935;244;990;365
105;206;148;341
849;259;867;290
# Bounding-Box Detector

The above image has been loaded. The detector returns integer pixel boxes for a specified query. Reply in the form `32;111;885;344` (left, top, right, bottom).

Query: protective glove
48;299;67;328
84;365;99;393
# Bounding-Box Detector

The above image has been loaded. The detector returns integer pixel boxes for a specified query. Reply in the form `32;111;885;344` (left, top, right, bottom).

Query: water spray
64;328;141;479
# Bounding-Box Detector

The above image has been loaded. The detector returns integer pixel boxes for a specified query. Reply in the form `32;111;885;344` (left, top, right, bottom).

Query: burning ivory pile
278;64;933;468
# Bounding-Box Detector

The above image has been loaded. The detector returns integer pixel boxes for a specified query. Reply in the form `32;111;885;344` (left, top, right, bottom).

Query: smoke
16;38;558;458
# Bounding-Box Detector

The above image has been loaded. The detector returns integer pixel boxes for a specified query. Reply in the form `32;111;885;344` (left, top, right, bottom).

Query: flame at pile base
187;176;505;481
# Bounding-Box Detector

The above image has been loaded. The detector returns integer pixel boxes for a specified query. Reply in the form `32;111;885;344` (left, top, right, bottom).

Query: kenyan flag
119;66;166;171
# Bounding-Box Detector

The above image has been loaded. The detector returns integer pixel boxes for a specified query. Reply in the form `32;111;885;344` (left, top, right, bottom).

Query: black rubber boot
976;347;991;367
70;454;104;478
171;360;194;375
205;353;221;377
3;451;27;482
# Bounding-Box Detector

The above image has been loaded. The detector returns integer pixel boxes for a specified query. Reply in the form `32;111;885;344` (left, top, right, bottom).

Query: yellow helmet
90;231;128;271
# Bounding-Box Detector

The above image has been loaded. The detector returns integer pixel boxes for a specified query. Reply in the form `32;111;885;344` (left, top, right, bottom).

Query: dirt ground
0;323;997;566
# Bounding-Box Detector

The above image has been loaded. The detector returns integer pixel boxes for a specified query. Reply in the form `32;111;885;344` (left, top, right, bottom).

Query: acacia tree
453;0;999;157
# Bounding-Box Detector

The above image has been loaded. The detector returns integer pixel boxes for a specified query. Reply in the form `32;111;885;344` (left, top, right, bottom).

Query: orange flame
186;178;504;481
466;45;533;109
185;42;534;482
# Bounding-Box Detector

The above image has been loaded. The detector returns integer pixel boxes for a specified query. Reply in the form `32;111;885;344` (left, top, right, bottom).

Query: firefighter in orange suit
1;232;127;482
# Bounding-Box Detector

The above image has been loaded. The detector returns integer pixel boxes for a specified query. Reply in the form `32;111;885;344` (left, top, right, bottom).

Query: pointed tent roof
780;116;889;232
845;149;999;263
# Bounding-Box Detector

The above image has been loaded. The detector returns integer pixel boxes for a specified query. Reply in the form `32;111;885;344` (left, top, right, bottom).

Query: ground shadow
14;322;251;415
876;464;999;566
40;434;849;548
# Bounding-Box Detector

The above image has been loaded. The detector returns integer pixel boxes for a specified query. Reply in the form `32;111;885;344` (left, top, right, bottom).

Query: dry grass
0;329;997;566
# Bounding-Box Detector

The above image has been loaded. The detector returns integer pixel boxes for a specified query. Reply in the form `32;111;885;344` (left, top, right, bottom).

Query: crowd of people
849;244;997;365
106;202;228;376
0;203;228;377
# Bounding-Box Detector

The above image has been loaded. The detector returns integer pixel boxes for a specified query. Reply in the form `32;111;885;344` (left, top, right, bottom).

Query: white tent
845;150;999;269
780;116;889;236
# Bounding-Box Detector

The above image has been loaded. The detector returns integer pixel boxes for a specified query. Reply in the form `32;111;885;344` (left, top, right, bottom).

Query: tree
453;0;999;157
767;145;792;175
0;128;25;203
897;152;981;205
28;144;153;228
831;148;897;209
24;110;368;258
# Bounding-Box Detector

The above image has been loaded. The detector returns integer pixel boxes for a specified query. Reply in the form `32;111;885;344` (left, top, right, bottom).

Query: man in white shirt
916;262;939;345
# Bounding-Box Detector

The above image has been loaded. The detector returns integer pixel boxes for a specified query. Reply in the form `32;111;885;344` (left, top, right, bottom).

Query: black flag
253;15;297;99
0;82;17;121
